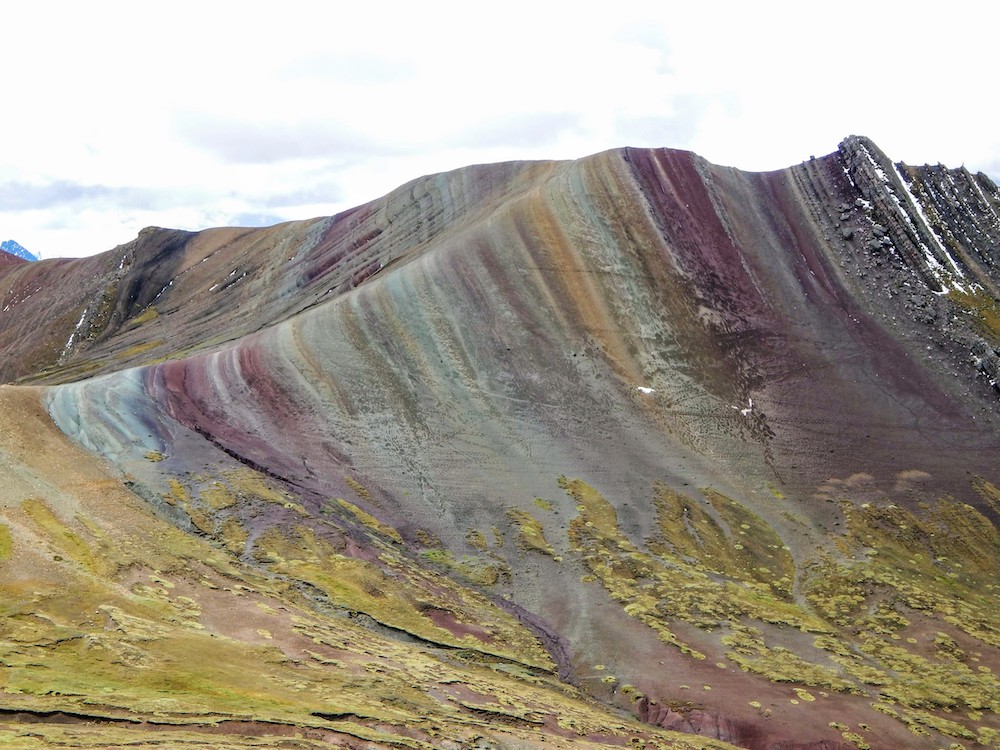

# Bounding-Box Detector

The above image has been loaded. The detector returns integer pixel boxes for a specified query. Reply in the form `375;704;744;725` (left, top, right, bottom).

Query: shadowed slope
4;138;1000;749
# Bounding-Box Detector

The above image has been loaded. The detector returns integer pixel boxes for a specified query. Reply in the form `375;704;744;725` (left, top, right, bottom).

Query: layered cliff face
1;137;999;750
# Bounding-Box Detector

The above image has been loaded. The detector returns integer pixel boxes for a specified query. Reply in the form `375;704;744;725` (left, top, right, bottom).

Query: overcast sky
2;1;997;259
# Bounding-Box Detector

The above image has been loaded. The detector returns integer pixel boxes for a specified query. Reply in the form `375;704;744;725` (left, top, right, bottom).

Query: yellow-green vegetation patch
934;631;964;660
950;287;1000;344
20;498;100;572
0;601;366;726
344;475;371;501
117;340;164;359
128;306;159;326
419;547;505;587
979;726;1000;747
559;475;1000;741
465;529;488;551
0;523;11;562
225;468;292;505
220;518;248;554
144;450;166;462
507;508;557;557
563;478;822;641
0;725;375;749
252;525;543;666
840;731;871;750
647;484;795;597
858;636;999;711
974;478;1000;516
184;468;309;519
165;478;190;506
899;708;977;741
201;482;237;510
187;505;215;536
809;496;1000;732
254;526;451;642
533;497;555;511
835;498;1000;644
702;488;795;597
414;528;441;548
722;624;855;692
335;498;402;544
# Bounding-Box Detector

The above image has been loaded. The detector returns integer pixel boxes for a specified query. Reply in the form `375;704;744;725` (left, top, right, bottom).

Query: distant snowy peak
1;240;38;261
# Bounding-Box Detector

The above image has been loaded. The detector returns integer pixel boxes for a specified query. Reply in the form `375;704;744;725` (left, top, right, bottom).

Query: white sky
2;1;998;258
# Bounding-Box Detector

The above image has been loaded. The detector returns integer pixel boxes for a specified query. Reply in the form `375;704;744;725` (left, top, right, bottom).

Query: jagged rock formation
1;137;999;750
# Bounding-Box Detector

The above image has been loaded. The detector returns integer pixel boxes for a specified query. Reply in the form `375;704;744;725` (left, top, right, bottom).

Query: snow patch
153;279;175;301
731;397;753;416
892;164;966;281
970;176;1000;234
857;143;965;293
61;307;89;357
636;386;655;395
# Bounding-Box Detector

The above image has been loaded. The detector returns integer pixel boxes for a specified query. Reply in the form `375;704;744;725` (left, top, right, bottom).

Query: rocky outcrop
839;135;965;292
639;699;767;748
972;337;1000;388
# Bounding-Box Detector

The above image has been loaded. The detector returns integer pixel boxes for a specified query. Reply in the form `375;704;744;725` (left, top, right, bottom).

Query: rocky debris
972;338;1000;388
638;698;764;747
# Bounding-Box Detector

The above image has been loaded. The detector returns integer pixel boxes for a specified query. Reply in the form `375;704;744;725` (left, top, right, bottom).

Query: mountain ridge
1;136;999;749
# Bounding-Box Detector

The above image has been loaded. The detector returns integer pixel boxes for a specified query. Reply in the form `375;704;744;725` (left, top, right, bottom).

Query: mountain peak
1;239;38;261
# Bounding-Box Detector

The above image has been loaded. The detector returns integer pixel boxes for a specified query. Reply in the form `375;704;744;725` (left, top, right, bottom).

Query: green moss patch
559;475;1000;742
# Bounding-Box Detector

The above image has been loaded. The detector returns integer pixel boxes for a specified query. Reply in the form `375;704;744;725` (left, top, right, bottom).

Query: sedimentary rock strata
1;137;999;749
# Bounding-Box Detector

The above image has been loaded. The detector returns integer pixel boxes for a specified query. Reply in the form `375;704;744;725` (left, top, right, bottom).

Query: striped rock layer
1;137;999;749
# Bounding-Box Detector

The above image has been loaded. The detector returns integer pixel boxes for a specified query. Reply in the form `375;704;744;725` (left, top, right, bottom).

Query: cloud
2;3;996;257
225;211;292;228
175;115;397;165
978;160;1000;183
0;181;174;213
0;181;112;211
264;185;345;209
614;95;711;151
451;113;583;151
278;53;416;87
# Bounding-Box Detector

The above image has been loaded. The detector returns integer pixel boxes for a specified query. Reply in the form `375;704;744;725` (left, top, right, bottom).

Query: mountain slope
2;137;1000;749
0;250;25;267
0;384;720;750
